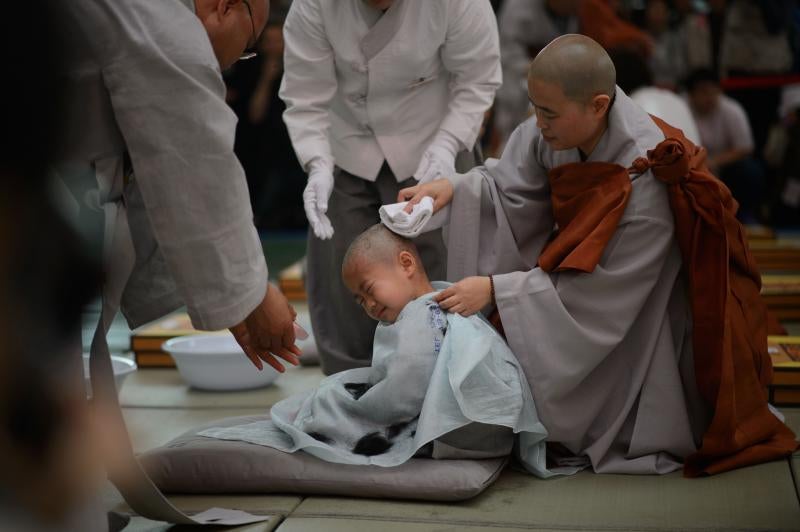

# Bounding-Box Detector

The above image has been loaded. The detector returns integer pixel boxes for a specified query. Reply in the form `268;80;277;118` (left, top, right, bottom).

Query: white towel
379;196;435;238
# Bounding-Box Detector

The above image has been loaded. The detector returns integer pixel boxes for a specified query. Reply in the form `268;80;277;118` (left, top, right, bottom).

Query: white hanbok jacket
280;0;501;181
56;0;266;331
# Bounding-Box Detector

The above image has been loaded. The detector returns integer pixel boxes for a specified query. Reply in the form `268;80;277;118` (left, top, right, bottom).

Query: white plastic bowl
82;354;137;397
162;334;280;391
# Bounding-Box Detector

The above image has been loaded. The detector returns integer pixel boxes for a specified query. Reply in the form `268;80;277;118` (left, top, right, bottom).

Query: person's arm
413;1;502;184
279;0;337;239
400;117;552;251
99;3;298;369
437;0;502;152
103;14;265;331
279;0;337;175
430;118;554;313
404;118;554;305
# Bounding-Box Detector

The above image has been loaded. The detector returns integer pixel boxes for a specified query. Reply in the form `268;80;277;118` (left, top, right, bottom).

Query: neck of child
578;115;609;160
412;277;435;299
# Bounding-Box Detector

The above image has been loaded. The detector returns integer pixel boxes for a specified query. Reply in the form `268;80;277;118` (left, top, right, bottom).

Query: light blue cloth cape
201;282;570;478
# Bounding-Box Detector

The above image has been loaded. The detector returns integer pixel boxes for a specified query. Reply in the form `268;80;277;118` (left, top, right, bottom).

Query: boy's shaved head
529;34;616;104
342;224;422;274
342;224;432;323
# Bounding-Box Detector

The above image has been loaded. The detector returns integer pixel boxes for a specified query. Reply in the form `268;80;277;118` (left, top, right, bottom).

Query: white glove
303;159;334;240
414;130;461;184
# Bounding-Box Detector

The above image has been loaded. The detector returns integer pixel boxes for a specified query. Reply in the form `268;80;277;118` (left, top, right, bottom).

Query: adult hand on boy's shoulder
433;276;492;317
230;283;302;373
398;178;454;214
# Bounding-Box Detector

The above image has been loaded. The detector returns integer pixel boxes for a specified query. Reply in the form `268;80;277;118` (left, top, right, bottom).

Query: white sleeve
279;0;337;173
438;0;502;150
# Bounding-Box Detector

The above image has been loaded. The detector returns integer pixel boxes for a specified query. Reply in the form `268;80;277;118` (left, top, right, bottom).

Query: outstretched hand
230;283;302;372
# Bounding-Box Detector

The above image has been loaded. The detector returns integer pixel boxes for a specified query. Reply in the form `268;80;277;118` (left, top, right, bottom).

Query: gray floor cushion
139;415;507;502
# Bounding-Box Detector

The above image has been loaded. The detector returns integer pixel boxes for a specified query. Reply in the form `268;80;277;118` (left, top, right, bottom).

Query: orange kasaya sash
531;116;799;476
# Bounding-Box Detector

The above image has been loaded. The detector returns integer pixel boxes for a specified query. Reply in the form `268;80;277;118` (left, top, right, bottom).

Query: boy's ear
398;250;417;276
591;93;611;117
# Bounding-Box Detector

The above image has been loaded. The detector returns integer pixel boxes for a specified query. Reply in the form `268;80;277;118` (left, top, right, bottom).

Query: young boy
201;224;562;476
399;34;797;476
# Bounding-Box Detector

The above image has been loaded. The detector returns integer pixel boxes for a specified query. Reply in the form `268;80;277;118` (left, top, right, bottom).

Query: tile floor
90;235;800;531
106;360;800;532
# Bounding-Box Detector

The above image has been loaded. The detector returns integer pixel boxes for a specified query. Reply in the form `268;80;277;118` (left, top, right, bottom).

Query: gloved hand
303;159;334;240
414;130;461;184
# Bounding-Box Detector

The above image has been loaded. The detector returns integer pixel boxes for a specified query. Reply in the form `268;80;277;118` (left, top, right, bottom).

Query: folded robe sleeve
445;119;554;282
99;3;267;330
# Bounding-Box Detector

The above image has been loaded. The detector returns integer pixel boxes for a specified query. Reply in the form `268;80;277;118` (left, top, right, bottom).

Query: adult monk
400;34;797;476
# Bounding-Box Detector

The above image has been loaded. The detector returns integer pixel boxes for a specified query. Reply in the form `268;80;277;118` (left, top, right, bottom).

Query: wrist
307;156;334;176
430;130;462;160
488;275;496;305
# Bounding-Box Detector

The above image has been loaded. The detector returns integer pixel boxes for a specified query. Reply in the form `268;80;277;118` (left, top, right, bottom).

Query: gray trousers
307;164;447;375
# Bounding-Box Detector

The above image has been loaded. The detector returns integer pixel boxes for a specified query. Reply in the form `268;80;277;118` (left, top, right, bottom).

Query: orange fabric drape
538;116;798;476
579;0;653;58
635;117;798;476
538;162;631;273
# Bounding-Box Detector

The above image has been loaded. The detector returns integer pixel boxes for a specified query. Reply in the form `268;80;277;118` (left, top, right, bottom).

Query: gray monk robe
442;87;709;474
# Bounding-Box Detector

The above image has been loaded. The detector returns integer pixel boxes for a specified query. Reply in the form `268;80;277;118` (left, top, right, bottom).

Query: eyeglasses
239;0;257;61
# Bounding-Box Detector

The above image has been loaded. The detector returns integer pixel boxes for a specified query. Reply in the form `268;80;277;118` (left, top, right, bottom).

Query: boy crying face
341;224;434;324
343;252;419;323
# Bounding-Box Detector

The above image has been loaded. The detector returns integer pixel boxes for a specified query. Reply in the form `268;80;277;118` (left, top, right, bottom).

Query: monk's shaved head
529;34;616;104
342;224;422;275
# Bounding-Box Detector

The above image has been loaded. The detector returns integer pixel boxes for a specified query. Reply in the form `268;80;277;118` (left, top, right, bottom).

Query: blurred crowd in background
4;0;800;528
231;0;800;228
